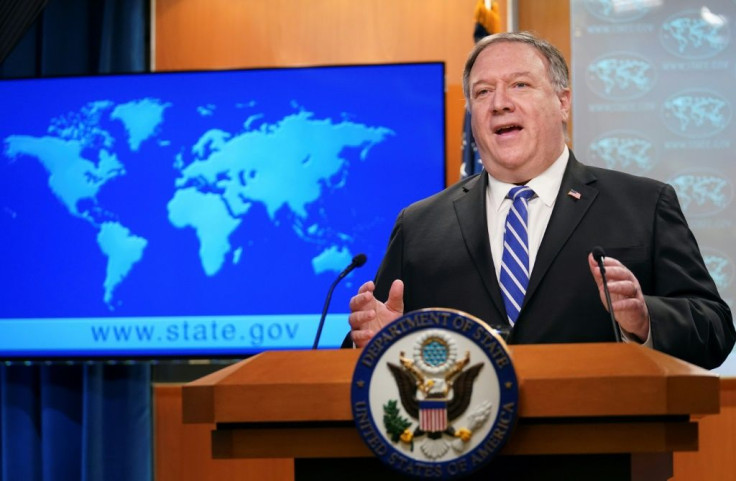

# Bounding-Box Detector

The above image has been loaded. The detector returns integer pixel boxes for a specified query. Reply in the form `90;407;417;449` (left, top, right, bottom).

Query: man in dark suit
347;32;735;370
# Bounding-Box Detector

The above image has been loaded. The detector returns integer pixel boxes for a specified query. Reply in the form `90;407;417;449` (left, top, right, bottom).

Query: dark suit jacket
370;152;734;369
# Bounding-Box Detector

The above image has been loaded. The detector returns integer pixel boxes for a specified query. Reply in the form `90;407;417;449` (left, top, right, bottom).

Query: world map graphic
3;97;393;311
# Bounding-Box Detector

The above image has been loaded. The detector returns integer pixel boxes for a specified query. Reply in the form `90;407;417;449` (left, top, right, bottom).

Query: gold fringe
474;0;501;34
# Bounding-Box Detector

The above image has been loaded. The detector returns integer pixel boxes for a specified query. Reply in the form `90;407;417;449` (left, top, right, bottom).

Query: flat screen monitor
0;62;446;360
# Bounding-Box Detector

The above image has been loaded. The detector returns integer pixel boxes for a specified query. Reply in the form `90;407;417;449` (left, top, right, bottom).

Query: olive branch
383;399;412;444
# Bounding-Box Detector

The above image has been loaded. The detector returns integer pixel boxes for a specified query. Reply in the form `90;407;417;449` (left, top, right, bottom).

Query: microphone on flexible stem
592;246;622;343
312;253;367;349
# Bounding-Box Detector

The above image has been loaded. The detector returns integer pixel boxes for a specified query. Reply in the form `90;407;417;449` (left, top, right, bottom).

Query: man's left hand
587;253;650;342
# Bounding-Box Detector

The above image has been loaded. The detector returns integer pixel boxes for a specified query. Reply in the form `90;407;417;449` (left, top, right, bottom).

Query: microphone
312;253;367;349
592;246;622;343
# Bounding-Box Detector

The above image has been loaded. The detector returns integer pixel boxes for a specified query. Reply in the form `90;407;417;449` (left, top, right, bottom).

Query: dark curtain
0;1;152;480
0;0;148;76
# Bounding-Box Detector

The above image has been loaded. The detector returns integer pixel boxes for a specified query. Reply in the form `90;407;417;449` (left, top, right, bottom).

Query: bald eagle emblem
383;330;491;459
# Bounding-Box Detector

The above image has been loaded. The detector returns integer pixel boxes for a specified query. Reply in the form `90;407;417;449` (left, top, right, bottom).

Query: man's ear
558;88;572;122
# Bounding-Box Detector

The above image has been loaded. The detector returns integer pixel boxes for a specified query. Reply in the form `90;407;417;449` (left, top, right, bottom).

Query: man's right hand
348;279;404;347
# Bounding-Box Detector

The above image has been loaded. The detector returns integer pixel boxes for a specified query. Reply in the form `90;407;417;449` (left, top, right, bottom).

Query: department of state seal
351;308;519;479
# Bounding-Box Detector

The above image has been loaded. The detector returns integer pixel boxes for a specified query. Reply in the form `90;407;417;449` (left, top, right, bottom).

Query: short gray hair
462;31;570;108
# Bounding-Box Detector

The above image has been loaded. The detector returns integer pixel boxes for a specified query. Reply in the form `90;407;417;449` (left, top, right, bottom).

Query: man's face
468;41;571;184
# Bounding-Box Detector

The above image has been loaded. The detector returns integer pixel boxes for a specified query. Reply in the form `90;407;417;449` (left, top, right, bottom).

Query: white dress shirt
486;146;569;281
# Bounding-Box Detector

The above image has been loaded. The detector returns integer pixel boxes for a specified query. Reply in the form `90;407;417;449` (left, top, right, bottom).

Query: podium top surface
183;343;719;424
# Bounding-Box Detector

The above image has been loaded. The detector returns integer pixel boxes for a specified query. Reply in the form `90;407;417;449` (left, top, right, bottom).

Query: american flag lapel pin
567;189;582;200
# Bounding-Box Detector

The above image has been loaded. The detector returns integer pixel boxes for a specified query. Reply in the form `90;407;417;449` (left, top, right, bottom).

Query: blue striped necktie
500;185;535;325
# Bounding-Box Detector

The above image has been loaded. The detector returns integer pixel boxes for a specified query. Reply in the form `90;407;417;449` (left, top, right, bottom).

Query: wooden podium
182;343;719;480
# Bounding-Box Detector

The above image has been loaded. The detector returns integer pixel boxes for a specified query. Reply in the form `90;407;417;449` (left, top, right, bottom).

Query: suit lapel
453;173;506;317
524;153;598;303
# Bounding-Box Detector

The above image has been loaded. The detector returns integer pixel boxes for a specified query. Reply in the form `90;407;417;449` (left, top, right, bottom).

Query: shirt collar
487;145;570;211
